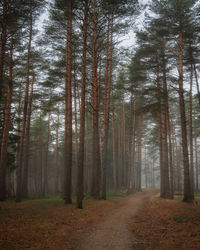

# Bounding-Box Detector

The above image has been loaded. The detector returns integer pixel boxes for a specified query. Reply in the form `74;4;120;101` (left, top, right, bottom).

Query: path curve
75;189;158;250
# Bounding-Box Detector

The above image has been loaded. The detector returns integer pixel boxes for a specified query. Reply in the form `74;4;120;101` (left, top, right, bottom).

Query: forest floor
0;189;200;249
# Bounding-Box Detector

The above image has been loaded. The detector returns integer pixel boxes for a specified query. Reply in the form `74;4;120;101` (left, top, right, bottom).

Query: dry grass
130;194;200;250
0;194;127;249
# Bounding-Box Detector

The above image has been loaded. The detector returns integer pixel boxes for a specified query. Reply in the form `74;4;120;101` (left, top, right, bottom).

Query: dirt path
75;189;158;250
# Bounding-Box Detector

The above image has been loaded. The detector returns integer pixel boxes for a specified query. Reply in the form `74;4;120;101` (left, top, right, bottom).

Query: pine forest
1;0;200;249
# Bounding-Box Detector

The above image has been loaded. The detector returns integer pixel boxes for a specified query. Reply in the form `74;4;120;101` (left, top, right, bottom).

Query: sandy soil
75;189;158;250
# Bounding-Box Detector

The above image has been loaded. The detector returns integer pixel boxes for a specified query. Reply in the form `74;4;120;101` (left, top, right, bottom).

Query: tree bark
76;0;89;209
194;135;199;190
156;69;164;197
193;64;200;106
128;95;133;192
55;112;60;194
101;21;110;200
43;112;51;196
189;64;194;199
64;0;73;204
178;27;192;202
74;74;78;162
102;13;113;199
132;97;136;190
117;121;121;188
112;101;117;190
22;74;35;198
0;39;13;201
137;113;142;191
16;6;33;202
162;50;170;198
91;0;100;200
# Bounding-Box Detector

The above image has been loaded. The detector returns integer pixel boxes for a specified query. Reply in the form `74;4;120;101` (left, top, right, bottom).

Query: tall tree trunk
74;74;78;162
131;97;136;190
144;146;148;188
91;0;100;200
101;21;110;200
194;135;199;190
178;27;192;202
121;100;126;187
16;7;33;202
76;0;88;209
128;95;133;192
137;113;142;191
112;102;117;190
55;112;60;194
193;64;200;106
167;115;173;199
162;50;170;198
22;74;35;198
43;112;50;196
0;0;7;100
163;50;173;198
189;64;194;199
13;89;23;197
117;122;121;188
157;69;164;197
0;39;13;201
85;107;89;193
102;13;113;199
64;0;73;204
37;115;43;197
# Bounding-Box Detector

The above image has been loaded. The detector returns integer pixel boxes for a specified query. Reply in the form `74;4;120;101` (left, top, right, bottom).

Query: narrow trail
75;189;158;250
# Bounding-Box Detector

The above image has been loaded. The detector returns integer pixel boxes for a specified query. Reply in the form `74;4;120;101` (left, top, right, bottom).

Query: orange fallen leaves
0;198;119;249
130;195;200;250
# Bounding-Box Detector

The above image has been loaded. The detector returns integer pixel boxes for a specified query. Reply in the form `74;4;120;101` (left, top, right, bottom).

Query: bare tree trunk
178;27;192;202
91;0;100;200
102;21;110;200
43;112;51;196
193;64;200;106
117;122;121;188
55;112;60;194
167;115;173;199
189;64;194;199
121;100;126;187
144;146;148;188
112;103;117;190
157;69;164;197
22;74;35;198
74;74;78;162
85;107;89;193
162;50;170;198
194;136;199;190
102;13;114;199
37;115;43;197
122;100;126;187
76;0;89;209
137;113;142;191
163;54;173;198
132;97;136;190
16;7;33;202
0;39;13;201
128;95;133;192
64;0;73;204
